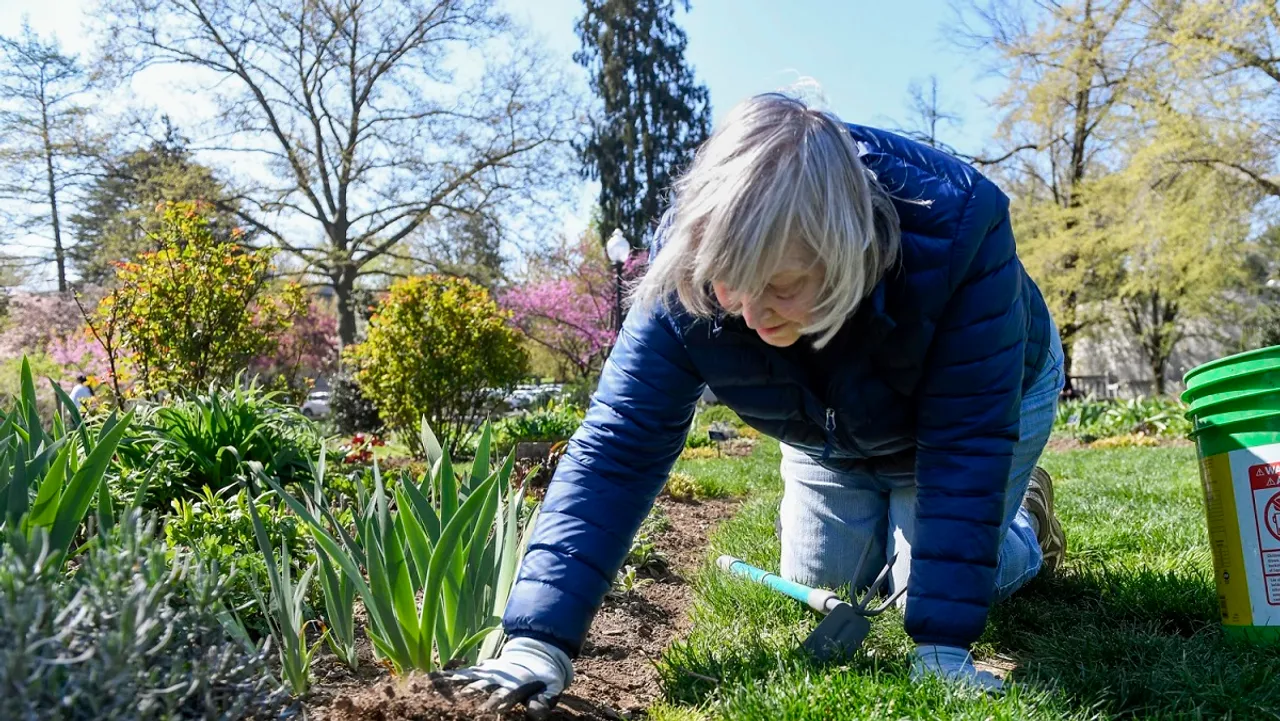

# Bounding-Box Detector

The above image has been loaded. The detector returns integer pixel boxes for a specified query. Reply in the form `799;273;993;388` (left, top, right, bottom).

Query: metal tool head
802;543;906;663
802;602;871;663
849;545;906;617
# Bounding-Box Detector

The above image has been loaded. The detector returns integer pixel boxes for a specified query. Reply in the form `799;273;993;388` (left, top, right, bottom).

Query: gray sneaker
1023;467;1066;573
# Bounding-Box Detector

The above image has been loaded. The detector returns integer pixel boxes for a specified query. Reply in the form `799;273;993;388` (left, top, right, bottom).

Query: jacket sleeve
501;305;705;654
908;178;1027;648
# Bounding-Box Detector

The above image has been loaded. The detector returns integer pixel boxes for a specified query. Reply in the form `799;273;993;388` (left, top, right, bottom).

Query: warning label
1249;463;1280;605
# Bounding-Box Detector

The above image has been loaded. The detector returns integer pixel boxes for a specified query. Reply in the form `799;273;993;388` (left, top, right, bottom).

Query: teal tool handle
716;555;839;613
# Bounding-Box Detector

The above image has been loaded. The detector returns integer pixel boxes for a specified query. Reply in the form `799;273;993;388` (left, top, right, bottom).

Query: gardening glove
911;644;1004;694
442;636;574;719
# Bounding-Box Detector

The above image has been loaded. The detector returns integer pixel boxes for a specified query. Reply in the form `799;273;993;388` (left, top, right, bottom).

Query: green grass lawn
654;441;1280;720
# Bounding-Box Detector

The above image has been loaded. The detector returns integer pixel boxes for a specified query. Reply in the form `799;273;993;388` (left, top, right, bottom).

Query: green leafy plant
261;420;539;673
492;400;583;452
664;471;700;501
139;382;319;506
684;431;716;449
307;448;358;669
610;564;650;596
245;482;324;695
98;201;306;395
163;485;308;634
330;369;382;436
0;358;136;568
0;513;288;720
1054;397;1192;441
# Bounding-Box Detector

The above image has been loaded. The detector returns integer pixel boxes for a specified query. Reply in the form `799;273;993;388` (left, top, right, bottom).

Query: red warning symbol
1267;494;1280;543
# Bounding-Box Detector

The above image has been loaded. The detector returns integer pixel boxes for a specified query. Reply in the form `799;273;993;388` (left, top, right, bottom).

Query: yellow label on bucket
1201;443;1280;627
1200;453;1252;625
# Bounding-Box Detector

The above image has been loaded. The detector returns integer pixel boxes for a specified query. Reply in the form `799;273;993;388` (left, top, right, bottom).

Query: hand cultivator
717;540;903;662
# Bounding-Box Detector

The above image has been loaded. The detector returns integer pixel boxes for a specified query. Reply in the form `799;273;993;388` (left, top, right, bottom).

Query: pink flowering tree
249;298;339;402
48;330;112;380
501;234;648;381
0;292;84;359
0;291;122;397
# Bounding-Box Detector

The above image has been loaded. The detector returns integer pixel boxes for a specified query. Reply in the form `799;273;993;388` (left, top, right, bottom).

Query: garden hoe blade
802;601;871;663
718;538;903;664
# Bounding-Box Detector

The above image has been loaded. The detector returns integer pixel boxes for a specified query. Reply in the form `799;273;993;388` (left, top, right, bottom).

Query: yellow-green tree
1097;161;1254;394
1139;1;1280;198
99;202;304;395
955;0;1145;380
346;275;528;456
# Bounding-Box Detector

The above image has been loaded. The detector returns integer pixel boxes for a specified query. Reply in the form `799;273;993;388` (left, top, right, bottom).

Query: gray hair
633;92;901;348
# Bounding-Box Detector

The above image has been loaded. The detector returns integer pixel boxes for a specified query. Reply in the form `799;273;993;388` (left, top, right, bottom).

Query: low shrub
329;369;381;435
1089;433;1164;449
664;471;700;501
0;514;289;719
679;446;718;461
493;401;583;452
346;275;528;456
1054;396;1192;441
685;432;717;449
663;469;734;500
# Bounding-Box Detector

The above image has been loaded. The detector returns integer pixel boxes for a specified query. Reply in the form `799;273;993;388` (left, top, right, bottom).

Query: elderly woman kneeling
446;92;1066;717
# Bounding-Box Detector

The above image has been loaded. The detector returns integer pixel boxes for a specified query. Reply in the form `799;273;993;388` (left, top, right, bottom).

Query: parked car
300;391;331;418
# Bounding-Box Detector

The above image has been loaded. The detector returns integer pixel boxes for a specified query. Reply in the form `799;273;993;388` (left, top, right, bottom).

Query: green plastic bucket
1183;345;1280;644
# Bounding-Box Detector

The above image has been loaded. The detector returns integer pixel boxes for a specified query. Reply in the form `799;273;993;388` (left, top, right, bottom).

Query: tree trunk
335;270;357;347
40;104;67;292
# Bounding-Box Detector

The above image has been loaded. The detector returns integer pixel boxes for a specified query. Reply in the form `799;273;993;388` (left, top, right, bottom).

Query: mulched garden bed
303;496;739;720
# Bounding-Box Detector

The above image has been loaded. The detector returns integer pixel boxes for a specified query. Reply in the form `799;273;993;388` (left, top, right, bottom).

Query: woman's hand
910;645;1004;693
439;637;574;718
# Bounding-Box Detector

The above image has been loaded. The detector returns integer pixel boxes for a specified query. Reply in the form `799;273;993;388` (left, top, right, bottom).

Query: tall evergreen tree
69;122;240;284
575;0;712;248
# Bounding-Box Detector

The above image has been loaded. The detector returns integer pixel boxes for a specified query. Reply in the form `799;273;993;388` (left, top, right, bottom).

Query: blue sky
2;0;1004;286
507;0;1002;150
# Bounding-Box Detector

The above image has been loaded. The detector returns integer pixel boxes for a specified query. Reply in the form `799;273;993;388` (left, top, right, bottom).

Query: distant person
69;375;94;407
445;93;1066;715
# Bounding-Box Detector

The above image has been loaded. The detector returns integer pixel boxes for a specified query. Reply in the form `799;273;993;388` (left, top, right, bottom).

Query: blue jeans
779;328;1066;605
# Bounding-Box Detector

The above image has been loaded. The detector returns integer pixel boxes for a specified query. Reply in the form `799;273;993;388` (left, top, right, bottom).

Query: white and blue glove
911;644;1005;693
441;636;574;718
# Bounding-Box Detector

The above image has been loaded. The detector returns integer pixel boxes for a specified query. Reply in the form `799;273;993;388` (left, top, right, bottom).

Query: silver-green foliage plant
264;420;539;673
0;513;289;720
0;357;136;568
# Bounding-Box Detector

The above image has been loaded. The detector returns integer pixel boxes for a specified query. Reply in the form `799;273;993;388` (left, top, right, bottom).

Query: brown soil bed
303;496;738;721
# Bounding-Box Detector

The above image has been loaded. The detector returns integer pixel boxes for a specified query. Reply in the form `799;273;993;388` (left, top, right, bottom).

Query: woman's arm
910;178;1026;649
502;305;705;654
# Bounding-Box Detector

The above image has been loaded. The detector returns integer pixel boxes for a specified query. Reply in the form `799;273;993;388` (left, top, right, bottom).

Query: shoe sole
1029;466;1066;573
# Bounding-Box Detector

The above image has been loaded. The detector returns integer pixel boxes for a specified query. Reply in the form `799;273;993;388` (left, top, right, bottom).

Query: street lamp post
605;228;630;332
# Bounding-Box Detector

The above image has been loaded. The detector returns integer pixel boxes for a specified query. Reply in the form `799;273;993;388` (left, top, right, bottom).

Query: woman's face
712;245;822;348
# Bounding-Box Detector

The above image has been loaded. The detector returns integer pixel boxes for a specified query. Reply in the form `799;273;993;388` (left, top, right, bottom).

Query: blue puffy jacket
502;123;1053;652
